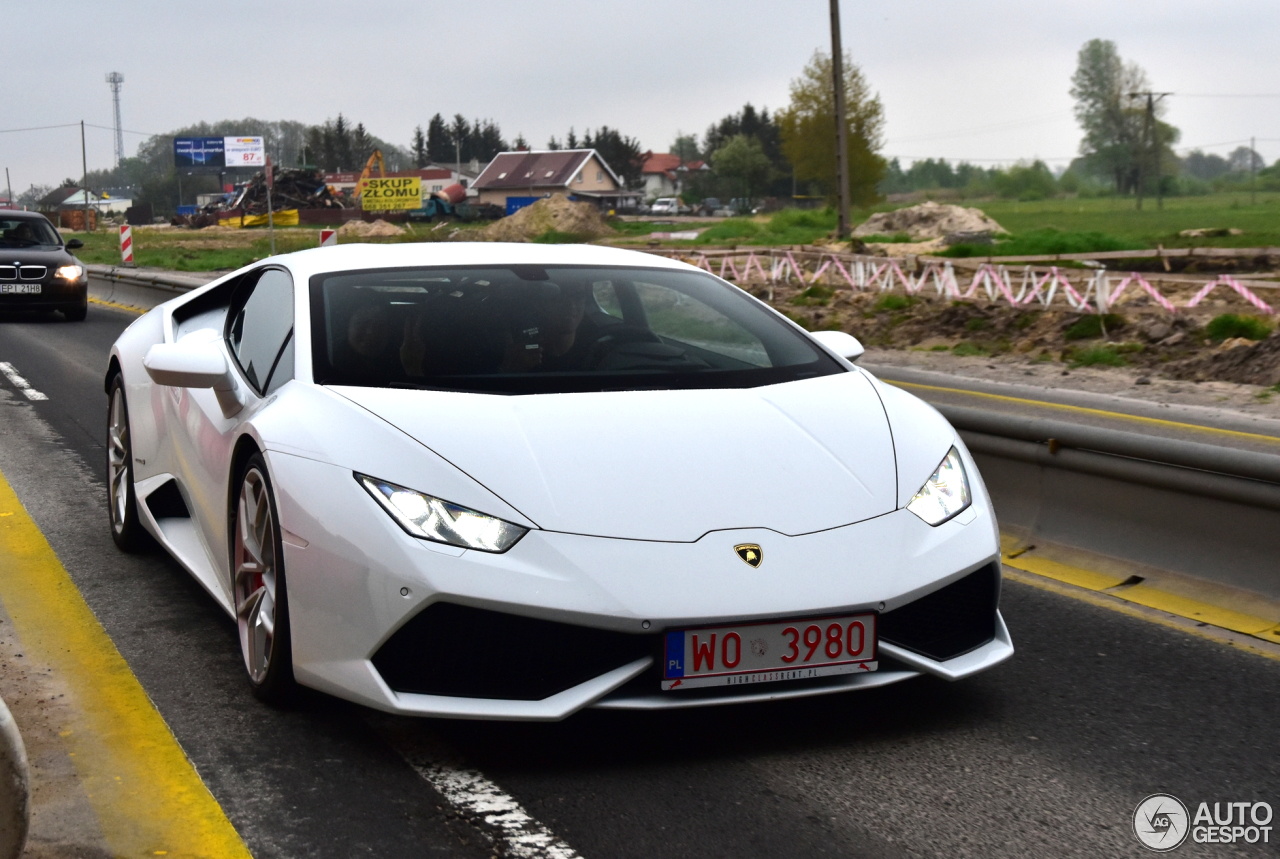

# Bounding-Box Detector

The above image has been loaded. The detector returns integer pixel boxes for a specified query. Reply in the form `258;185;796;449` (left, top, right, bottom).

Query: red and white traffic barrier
665;249;1276;317
319;229;337;247
119;225;133;265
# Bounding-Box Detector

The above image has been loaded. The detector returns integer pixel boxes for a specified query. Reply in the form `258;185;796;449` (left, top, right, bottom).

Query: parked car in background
649;198;680;216
696;198;727;217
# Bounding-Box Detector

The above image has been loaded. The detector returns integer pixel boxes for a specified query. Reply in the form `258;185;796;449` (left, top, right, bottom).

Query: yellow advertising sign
360;176;421;210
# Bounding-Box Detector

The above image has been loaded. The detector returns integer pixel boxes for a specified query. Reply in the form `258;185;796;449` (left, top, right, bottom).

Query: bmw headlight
357;474;527;553
906;447;971;526
55;264;85;280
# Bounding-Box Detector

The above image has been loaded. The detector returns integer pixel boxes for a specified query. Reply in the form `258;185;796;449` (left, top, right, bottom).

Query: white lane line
0;362;48;401
374;721;581;859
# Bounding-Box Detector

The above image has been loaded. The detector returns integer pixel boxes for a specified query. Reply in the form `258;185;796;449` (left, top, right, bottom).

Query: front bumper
0;277;87;310
269;450;1012;720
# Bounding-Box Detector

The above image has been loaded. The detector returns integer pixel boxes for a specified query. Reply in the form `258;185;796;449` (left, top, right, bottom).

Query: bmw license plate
0;284;41;294
662;613;877;690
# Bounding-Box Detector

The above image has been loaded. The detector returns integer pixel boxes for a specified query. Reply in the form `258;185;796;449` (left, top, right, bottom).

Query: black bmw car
0;212;88;320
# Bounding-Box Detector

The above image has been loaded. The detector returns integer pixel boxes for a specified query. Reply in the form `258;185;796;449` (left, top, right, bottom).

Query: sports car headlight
55;264;85;280
906;446;971;526
357;474;527;553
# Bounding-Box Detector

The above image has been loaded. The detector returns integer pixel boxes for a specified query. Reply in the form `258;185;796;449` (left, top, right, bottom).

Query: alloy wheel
234;466;278;684
107;386;130;534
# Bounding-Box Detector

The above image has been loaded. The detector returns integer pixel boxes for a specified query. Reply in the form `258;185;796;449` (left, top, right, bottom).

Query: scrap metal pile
229;168;345;215
173;168;345;227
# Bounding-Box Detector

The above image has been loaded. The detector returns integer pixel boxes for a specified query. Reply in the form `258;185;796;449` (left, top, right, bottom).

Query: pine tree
426;114;451;164
411;126;427;167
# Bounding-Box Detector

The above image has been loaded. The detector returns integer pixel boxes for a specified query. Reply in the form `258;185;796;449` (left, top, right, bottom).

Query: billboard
173;136;266;170
225;137;266;168
173;137;225;169
361;176;422;210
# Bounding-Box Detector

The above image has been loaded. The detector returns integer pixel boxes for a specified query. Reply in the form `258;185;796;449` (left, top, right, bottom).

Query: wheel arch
104;355;122;393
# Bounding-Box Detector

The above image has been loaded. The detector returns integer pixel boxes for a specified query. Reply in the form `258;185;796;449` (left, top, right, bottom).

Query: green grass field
975;193;1280;250
66;191;1280;271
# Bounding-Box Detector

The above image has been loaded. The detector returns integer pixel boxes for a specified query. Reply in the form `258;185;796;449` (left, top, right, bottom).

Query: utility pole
1127;91;1171;211
830;0;851;239
106;72;125;167
5;168;11;210
81;120;90;230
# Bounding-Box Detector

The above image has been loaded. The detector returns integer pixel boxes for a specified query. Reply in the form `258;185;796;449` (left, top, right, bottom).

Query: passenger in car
334;304;403;381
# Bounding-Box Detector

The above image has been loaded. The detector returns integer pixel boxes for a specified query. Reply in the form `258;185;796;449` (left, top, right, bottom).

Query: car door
172;266;295;589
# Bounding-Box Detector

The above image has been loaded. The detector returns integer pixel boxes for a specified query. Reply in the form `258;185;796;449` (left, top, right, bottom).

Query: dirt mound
1170;331;1280;386
852;202;1006;242
337;218;405;238
481;193;615;242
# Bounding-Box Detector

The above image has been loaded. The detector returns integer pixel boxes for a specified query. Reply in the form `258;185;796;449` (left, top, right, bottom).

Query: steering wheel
582;324;663;369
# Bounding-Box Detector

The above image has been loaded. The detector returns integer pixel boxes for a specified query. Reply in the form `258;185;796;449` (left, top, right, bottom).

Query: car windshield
310;265;843;394
0;217;61;248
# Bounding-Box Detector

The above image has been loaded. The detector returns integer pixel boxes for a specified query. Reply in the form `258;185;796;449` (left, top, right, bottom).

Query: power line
1177;93;1280;98
0;123;80;134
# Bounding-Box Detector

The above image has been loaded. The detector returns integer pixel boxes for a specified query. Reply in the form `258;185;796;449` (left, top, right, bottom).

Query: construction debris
173;168;345;227
337;218;406;238
852;201;1007;242
480;194;615;242
229;168;344;215
1179;227;1245;238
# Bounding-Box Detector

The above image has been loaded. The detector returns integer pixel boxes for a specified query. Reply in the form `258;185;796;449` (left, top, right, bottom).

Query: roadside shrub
696;218;761;243
1068;345;1126;367
532;230;588;244
790;285;835;307
1064;313;1126;341
1204;313;1273;342
859;232;914;243
952;342;988;357
943;228;1128;258
874;294;913;312
964;317;989;332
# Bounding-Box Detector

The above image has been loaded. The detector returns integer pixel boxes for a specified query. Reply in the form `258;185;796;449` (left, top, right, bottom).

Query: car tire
106;375;149;551
62;302;87;322
232;453;296;704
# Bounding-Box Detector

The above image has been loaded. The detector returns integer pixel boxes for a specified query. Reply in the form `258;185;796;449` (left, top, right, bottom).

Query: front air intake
373;602;656;700
879;563;1000;661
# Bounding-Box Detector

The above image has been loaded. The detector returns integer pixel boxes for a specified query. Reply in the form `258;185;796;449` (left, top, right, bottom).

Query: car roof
276;241;695;284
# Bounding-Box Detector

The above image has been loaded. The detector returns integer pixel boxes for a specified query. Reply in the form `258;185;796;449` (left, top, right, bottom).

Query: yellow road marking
886;379;1280;445
1001;552;1128;591
1003;568;1280;664
88;295;145;314
0;469;251;858
1002;549;1280;644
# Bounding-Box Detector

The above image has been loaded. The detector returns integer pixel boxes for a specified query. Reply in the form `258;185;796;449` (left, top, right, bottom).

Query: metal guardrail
86;264;211;293
940;404;1280;512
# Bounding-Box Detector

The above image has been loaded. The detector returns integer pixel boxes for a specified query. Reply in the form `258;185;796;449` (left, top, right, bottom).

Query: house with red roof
471;149;639;214
641;151;710;201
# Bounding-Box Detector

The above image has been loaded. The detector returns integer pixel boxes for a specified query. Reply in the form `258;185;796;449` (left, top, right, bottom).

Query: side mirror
143;331;244;417
65;239;84;249
810;330;865;362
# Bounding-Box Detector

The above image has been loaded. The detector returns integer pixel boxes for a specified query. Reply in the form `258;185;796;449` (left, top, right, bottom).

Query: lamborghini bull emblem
735;543;763;568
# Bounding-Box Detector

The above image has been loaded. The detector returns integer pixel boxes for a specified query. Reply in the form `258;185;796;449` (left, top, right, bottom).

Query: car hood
0;246;75;265
332;372;898;542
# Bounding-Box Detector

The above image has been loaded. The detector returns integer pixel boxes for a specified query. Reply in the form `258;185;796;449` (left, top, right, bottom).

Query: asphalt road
1;303;1278;858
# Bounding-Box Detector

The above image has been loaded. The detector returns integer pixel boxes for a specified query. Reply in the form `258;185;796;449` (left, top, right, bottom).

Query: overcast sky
5;0;1280;192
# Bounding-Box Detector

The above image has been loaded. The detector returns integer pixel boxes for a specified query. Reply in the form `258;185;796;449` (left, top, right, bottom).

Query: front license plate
0;284;41;294
662;613;877;690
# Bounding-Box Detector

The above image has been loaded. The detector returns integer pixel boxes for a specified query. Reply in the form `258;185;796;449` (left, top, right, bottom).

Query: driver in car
499;282;588;372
